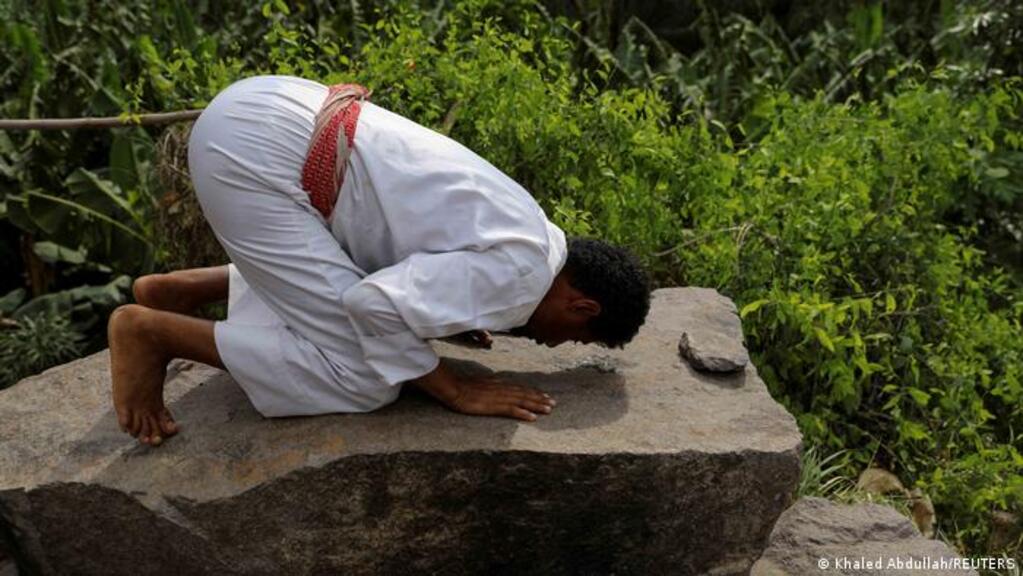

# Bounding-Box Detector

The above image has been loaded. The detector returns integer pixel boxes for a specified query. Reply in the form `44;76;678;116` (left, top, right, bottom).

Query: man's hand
439;329;493;349
448;375;556;421
409;358;555;422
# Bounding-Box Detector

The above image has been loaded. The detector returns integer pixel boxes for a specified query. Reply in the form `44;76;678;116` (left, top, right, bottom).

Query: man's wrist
409;358;462;406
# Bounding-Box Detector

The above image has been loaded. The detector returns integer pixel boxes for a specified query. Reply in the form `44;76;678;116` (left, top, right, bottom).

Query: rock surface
676;288;750;372
0;288;801;575
751;497;978;576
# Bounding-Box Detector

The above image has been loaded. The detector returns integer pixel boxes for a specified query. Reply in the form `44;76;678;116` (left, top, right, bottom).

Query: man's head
518;237;651;348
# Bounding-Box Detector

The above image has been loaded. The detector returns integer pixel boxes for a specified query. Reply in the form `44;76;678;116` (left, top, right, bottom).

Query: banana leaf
0;288;26;315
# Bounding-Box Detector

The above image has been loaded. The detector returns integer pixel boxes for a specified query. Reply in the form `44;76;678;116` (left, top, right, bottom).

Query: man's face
528;318;597;348
520;274;601;347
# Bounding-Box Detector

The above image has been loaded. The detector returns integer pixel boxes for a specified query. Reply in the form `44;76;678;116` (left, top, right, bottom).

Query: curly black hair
563;237;651;348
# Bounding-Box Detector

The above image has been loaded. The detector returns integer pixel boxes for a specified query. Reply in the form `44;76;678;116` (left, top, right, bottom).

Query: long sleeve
341;245;550;386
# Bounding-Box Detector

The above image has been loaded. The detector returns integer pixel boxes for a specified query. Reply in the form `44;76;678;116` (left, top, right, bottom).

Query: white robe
187;75;567;417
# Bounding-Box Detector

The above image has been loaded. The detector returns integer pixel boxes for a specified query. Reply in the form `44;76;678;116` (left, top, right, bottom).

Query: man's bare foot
108;304;179;446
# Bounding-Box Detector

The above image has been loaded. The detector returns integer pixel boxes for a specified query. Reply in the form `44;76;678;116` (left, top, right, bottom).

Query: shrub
679;85;1022;553
0;312;84;389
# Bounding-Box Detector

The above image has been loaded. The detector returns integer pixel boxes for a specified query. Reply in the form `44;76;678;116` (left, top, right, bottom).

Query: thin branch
653;224;747;256
0;109;204;131
440;100;463;135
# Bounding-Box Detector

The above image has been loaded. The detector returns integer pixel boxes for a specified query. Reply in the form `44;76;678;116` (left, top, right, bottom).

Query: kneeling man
109;75;651;446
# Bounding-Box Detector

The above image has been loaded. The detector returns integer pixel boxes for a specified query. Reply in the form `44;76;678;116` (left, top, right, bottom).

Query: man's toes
117;409;131;433
145;414;164;446
128;412;143;437
158;408;178;437
138;416;154;444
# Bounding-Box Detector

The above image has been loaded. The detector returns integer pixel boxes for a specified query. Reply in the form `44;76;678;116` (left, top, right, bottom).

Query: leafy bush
0;312;85;389
0;275;131;354
682;84;1023;552
550;0;1023;286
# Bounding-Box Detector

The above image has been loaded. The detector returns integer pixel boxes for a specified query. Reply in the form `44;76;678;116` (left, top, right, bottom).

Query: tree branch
0;109;204;131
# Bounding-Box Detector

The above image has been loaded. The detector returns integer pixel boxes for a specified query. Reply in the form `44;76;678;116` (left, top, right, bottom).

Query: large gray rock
751;497;978;576
0;288;801;575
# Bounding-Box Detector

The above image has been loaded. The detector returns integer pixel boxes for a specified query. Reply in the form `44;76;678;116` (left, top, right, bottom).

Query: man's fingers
519;398;554;414
449;374;556;421
446;330;493;349
509;406;538;421
454;390;555;420
477;331;493;348
479;384;553;406
502;385;554;405
475;379;542;396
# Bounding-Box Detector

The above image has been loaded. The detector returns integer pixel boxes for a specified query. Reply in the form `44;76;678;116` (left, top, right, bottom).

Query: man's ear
570;297;601;319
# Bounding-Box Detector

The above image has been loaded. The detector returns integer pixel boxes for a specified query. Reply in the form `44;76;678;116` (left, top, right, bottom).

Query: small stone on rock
675;288;750;373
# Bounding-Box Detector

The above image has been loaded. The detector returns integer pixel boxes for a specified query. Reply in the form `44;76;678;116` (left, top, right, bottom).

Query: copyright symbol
818;558;830;570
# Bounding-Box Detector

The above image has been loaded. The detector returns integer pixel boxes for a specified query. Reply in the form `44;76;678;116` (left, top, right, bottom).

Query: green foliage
0;312;85;389
0;274;129;388
708;85;1023;555
2;275;131;346
798;445;855;500
554;1;1023;282
557;1;1023;125
797;444;917;521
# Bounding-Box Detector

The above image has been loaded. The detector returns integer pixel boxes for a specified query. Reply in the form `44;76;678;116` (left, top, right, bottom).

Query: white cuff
356;330;441;386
